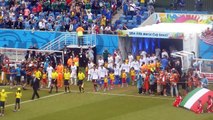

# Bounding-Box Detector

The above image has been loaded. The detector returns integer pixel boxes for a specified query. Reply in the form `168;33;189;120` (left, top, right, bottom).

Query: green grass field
1;82;213;120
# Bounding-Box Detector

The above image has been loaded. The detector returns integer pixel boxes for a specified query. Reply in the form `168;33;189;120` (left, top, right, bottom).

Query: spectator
104;25;113;34
0;12;3;28
161;49;169;58
103;49;109;62
129;1;136;18
87;47;94;62
161;56;169;70
24;6;30;19
46;20;53;31
38;19;46;30
136;13;142;25
123;23;128;30
76;25;84;46
64;15;71;31
201;74;208;88
100;14;107;27
147;4;155;16
123;2;128;15
0;0;120;33
14;18;23;29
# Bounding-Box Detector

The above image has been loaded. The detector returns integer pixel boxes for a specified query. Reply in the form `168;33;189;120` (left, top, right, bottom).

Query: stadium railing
0;47;64;64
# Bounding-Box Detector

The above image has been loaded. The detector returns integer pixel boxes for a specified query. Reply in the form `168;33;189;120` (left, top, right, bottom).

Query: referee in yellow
64;68;71;93
77;69;85;93
49;69;58;93
14;88;22;112
0;89;7;117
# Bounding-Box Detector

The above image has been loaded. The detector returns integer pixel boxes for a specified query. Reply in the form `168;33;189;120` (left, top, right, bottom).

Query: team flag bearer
0;89;7;116
14;88;22;112
195;100;204;114
173;95;182;107
207;95;213;113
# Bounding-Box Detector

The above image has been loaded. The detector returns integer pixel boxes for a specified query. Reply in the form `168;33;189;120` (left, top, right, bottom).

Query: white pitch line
5;92;65;107
5;90;173;108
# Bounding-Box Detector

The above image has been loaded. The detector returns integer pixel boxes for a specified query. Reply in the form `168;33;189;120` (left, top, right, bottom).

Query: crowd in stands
114;0;156;30
0;0;123;33
0;0;154;34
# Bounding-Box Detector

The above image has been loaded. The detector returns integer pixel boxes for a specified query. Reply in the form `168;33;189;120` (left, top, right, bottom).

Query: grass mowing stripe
5;90;174;108
5;92;65;107
87;92;174;100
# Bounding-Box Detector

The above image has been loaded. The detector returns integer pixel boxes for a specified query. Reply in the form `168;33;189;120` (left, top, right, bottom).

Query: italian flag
180;88;213;112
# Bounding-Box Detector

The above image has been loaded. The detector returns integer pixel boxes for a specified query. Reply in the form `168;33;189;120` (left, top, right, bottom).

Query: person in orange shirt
76;25;84;46
150;61;156;72
160;70;167;96
141;63;147;73
41;71;47;88
67;56;73;67
144;72;150;94
170;69;179;97
155;73;161;95
130;67;136;86
73;55;79;74
56;63;64;88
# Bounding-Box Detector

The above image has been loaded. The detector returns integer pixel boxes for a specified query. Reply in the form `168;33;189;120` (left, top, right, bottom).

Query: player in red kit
207;95;213;113
195;100;203;114
173;95;182;107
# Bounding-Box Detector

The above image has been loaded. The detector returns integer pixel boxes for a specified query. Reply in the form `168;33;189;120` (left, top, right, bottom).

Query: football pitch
1;83;213;120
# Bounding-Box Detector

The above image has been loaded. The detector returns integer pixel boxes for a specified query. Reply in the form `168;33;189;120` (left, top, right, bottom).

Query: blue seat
97;14;102;17
115;20;121;25
84;16;88;20
119;16;125;21
120;15;126;18
127;23;133;28
128;20;134;24
121;19;127;23
133;19;137;23
55;12;60;16
132;24;137;28
126;15;132;20
127;25;133;29
135;2;140;7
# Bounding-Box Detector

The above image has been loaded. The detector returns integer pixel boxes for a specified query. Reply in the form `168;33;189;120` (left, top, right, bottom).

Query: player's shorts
110;80;114;85
16;98;20;104
92;80;97;85
64;80;69;85
42;78;47;84
51;79;57;84
77;80;83;86
122;78;126;83
104;83;108;88
131;76;135;81
0;101;5;108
